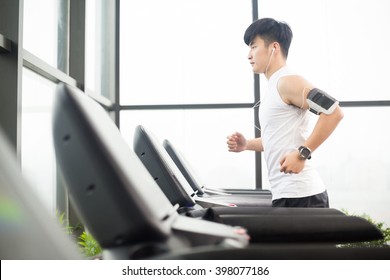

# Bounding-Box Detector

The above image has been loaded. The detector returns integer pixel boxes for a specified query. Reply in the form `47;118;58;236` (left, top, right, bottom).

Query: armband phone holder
307;88;338;115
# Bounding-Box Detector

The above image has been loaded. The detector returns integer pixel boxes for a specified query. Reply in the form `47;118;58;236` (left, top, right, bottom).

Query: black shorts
271;190;329;208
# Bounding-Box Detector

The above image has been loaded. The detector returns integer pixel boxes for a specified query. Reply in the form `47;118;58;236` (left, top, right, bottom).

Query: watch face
299;146;311;159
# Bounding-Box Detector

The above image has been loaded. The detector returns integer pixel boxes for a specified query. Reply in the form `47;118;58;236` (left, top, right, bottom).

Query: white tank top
259;66;325;200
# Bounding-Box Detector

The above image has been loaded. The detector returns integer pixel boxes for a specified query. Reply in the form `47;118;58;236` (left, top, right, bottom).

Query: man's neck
265;61;287;80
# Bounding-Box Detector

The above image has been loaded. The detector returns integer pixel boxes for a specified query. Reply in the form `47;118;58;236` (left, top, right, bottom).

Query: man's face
247;36;271;74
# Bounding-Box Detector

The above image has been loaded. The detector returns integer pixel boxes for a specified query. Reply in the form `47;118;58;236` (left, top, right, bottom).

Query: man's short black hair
244;18;293;58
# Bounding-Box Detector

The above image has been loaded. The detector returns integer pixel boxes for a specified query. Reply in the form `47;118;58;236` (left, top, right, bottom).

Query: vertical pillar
251;0;263;189
0;0;23;159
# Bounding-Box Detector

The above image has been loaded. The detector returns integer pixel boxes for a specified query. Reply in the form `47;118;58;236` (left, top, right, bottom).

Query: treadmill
0;127;81;260
52;83;390;259
133;125;383;244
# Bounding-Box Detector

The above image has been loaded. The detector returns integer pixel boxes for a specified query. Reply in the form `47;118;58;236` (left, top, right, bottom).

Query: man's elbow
335;106;344;122
325;105;343;124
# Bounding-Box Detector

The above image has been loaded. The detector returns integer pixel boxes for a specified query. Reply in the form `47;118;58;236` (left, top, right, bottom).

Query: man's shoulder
277;75;314;106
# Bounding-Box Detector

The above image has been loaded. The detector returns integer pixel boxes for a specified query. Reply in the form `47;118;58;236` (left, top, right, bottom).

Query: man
227;18;344;207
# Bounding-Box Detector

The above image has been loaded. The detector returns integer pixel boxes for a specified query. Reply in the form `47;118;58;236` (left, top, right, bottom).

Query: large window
120;0;259;189
119;0;390;225
120;0;253;105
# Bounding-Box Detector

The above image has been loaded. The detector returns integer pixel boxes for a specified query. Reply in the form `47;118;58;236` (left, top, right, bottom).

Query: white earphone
265;47;276;76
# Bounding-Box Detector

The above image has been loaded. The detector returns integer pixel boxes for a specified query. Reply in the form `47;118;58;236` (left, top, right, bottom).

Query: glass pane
258;0;390;101
315;107;390;225
85;0;98;93
23;0;66;70
85;0;114;97
120;108;256;189
120;0;254;105
21;68;57;214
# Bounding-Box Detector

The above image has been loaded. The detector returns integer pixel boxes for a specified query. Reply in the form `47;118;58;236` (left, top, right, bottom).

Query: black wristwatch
298;146;312;160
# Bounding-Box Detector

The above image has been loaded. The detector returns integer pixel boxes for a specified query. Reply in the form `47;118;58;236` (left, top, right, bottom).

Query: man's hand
233;227;250;241
227;132;247;152
279;150;306;174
